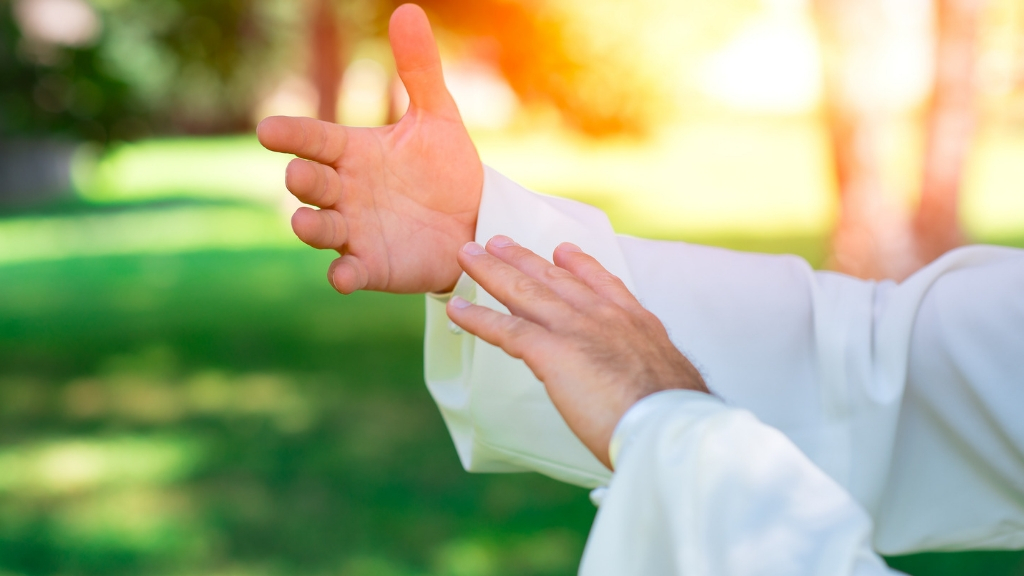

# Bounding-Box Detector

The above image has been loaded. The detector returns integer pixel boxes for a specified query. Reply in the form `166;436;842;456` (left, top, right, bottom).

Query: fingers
553;243;644;312
388;4;458;116
483;236;604;310
446;296;554;361
256;116;347;165
456;241;574;328
285;159;342;208
292;206;348;250
328;254;370;295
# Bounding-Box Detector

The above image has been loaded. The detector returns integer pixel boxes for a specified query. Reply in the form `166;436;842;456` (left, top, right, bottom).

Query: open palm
257;4;483;294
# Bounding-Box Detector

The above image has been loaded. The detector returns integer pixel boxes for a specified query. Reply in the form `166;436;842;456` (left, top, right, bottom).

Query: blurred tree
0;0;296;142
309;0;665;137
408;0;664;136
815;0;983;280
816;0;925;280
1;0;664;142
912;0;982;266
308;0;345;123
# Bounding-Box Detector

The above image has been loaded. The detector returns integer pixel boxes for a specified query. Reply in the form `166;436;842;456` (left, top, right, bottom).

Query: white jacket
424;167;1024;575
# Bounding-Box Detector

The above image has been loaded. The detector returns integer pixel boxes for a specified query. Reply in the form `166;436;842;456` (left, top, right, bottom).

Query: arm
256;4;1024;552
621;236;1024;553
581;390;899;576
445;238;899;574
873;254;1024;553
427;168;1024;554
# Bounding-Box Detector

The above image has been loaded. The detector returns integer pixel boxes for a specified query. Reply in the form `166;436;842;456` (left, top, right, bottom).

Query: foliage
408;0;668;137
0;0;297;142
0;0;673;143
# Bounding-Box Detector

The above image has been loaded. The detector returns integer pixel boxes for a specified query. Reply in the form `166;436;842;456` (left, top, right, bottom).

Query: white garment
583;390;894;575
423;167;1024;573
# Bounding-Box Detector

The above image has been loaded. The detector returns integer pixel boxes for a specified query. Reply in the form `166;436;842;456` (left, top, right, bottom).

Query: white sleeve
424;166;633;487
423;167;1024;552
612;225;1024;555
872;255;1024;552
580;390;900;576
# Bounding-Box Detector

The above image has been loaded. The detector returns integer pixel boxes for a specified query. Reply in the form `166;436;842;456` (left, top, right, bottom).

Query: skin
446;236;708;469
258;4;708;468
257;4;482;294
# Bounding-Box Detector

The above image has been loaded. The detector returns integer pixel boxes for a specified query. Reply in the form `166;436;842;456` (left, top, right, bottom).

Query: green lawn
1;223;1021;575
0;246;598;576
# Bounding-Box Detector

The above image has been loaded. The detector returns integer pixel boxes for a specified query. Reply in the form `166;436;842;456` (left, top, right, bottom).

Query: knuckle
285;160;306;190
640;309;663;326
326;211;347;246
312;211;334;246
307;164;324;200
506;249;533;268
592;303;627;324
310;122;329;157
311;164;332;204
499;316;534;356
541;265;575;283
592;271;625;289
503;315;532;338
511;275;549;301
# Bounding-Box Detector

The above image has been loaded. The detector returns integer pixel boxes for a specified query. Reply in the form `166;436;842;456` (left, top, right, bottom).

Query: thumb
389;4;458;115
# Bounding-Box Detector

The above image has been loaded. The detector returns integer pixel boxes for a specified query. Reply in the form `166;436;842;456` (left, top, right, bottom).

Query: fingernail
558;242;582;253
327;264;338;290
489;235;518;248
462;242;486;255
450;295;472;309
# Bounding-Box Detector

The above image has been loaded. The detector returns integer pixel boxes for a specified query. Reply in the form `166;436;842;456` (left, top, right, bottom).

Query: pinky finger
328;254;369;294
446;296;552;361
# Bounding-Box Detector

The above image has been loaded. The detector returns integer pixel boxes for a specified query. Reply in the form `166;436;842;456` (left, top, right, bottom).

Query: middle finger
483;235;605;311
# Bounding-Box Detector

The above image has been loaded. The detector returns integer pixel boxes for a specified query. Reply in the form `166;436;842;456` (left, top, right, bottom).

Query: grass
1;122;1023;574
2;237;1022;575
0;247;597;576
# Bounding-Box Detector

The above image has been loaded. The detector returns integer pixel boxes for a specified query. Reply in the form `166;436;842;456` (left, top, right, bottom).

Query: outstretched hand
446;237;709;469
257;4;483;294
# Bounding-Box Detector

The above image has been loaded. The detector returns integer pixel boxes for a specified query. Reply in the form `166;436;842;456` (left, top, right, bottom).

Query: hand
446;236;708;469
257;4;483;294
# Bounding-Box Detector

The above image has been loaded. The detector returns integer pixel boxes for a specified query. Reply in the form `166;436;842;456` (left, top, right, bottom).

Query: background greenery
1;193;1023;575
2;0;1023;572
0;230;597;576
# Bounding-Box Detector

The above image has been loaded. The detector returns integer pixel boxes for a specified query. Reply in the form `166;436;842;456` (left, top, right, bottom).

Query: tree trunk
815;0;920;280
309;0;343;123
912;0;983;265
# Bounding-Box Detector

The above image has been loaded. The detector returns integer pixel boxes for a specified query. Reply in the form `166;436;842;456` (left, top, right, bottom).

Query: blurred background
1;0;1023;574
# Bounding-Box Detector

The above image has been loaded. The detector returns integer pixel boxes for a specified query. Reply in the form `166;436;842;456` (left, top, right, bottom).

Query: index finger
484;236;604;311
553;243;644;313
457;242;575;329
257;116;348;165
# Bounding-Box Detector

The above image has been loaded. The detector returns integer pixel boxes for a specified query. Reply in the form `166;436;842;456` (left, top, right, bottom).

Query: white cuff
608;389;723;470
